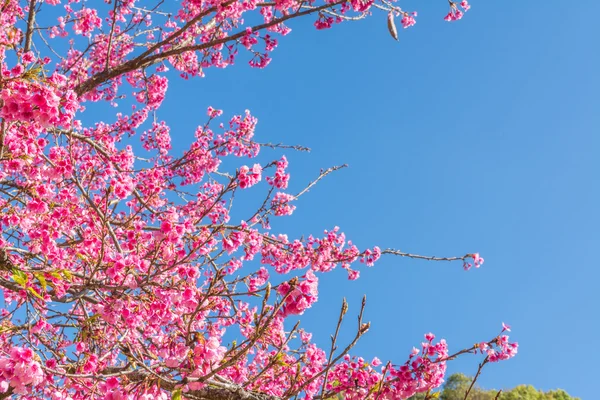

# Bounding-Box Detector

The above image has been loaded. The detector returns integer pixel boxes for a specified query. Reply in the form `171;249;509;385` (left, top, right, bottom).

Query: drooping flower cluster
444;1;471;21
266;156;290;189
463;252;485;270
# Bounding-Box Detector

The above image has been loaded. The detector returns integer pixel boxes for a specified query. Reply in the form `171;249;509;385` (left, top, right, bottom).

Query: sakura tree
0;0;517;399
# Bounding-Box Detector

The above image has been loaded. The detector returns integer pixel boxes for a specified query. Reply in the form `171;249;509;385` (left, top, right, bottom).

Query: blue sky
112;1;599;398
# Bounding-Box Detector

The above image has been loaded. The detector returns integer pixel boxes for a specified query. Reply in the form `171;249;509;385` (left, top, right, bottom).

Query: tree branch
23;0;37;53
74;0;347;96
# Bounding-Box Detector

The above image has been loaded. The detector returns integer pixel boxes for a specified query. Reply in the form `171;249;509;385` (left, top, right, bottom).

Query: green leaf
27;286;44;300
12;268;28;286
60;269;73;281
172;389;182;400
34;273;47;290
274;352;286;366
49;270;62;280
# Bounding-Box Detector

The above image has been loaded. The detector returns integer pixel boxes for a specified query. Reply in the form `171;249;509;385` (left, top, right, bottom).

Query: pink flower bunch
401;12;418;29
463;253;484;270
324;335;449;400
271;192;296;216
73;7;102;36
220;110;260;158
145;75;169;110
248;267;270;291
207;106;224;118
444;1;470;21
266;156;290;189
325;355;382;398
111;173;135;199
263;35;278;52
260;227;369;276
192;336;227;373
277;270;319;316
238;164;262;189
349;0;374;13
314;15;335;30
386;334;448;397
223;230;245;254
141;121;172;156
242;226;264;261
0;80;75;128
0;347;44;395
240;28;259;49
249;53;272;69
360;246;381;266
479;334;519;362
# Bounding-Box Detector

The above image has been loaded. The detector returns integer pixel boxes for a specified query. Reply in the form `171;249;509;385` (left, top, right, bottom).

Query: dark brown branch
74;0;347;96
0;388;13;399
23;0;37;52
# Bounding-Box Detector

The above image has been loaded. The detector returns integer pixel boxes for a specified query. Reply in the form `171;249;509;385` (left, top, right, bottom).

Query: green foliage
409;373;578;400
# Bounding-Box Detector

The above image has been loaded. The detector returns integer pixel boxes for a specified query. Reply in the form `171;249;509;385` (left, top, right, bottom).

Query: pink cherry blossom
0;1;509;399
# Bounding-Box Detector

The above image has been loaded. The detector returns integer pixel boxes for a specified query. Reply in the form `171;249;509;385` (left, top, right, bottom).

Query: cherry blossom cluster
0;347;44;395
0;0;517;399
238;164;263;189
266;156;290;189
0;76;77;128
463;252;485;270
444;1;471;21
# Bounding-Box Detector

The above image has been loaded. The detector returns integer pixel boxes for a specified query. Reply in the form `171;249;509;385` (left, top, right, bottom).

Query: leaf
12;268;28;286
27;286;44;300
60;269;73;281
274;352;288;366
172;389;182;400
87;314;101;322
49;270;63;280
387;12;399;41
34;273;47;290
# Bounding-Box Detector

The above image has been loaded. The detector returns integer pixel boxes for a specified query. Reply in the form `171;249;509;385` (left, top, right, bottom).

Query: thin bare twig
381;249;470;262
463;356;489;400
320;298;349;400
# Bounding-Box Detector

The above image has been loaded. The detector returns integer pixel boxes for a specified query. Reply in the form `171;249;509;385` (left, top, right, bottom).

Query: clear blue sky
154;1;599;398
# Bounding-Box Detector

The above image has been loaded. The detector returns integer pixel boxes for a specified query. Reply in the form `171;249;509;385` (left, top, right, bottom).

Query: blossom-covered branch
0;0;515;398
